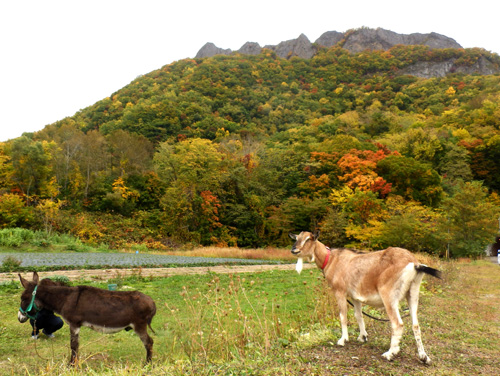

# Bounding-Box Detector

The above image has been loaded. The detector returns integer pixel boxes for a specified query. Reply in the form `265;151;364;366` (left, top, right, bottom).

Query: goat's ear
33;271;39;285
313;230;320;240
289;233;297;241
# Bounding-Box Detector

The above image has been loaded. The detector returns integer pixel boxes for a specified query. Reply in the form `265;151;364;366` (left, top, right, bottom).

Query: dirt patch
1;263;314;282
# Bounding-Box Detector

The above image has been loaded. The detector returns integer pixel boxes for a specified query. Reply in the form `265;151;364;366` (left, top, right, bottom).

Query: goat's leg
135;324;154;363
381;300;403;361
352;300;368;342
408;277;431;364
336;295;349;346
69;325;80;365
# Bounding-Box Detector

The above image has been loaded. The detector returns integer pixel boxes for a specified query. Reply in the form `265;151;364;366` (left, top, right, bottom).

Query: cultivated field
0;258;499;375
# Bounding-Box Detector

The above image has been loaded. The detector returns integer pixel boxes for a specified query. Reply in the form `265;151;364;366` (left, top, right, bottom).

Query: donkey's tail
416;264;442;279
148;322;156;335
148;301;157;335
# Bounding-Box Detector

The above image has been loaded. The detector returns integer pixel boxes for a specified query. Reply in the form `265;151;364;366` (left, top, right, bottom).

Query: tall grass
0;228;36;247
4;257;489;376
1;269;339;375
0;228;86;250
165;246;295;261
162;272;337;364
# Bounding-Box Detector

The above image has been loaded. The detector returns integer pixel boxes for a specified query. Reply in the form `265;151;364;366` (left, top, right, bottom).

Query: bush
0;194;33;228
0;228;35;247
1;255;22;271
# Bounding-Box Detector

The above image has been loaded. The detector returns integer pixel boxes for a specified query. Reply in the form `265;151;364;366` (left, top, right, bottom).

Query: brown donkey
18;272;156;365
289;231;442;364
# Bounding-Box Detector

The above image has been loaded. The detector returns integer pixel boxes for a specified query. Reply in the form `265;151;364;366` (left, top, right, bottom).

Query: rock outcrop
314;30;344;48
400;56;499;78
193;27;499;77
336;28;462;53
195;42;232;59
195;28;464;60
237;42;262;55
264;33;316;59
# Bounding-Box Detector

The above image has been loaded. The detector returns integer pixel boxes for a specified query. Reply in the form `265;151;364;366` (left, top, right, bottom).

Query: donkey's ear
33;271;39;285
19;274;29;289
289;233;298;241
313;230;320;240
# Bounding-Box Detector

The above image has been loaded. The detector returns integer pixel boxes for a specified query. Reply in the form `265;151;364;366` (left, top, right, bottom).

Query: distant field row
0;252;279;269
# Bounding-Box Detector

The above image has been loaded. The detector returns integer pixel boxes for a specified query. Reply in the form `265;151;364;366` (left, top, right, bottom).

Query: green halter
19;285;39;320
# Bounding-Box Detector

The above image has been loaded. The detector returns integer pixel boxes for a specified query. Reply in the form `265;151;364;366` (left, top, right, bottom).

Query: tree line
1;45;500;257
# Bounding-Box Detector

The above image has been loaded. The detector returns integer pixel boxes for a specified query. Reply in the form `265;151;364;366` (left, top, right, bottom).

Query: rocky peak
195;27;465;60
237;42;262;55
338;28;462;53
195;42;231;59
314;30;344;48
264;33;316;59
193;28;498;77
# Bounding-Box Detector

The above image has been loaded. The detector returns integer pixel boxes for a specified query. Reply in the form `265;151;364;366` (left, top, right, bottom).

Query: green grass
1;260;499;375
0;228;95;253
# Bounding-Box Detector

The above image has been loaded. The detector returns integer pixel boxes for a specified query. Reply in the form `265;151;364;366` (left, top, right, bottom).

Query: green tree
372;197;447;254
154;138;227;243
154;138;226;191
441;181;499;258
107;129;153;177
78;130;109;200
376;155;443;206
438;144;473;192
48;122;84;198
8;136;54;201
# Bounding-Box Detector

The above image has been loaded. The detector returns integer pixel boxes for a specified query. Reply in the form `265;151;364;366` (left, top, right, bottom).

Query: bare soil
0;263;314;282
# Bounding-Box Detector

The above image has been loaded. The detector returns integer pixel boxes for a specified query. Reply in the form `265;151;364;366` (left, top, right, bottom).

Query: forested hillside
1;44;500;257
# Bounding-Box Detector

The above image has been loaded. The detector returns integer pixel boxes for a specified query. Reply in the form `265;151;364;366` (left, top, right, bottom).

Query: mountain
194;27;498;77
196;27;463;60
339;28;461;53
4;26;500;251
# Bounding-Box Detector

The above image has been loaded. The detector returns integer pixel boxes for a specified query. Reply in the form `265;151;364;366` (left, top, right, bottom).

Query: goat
289;231;442;364
18;272;156;365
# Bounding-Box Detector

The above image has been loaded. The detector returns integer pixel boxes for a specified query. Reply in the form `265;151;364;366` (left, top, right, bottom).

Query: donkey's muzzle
18;310;28;323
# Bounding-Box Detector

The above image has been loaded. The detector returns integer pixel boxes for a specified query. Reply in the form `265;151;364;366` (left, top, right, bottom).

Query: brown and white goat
289;231;442;364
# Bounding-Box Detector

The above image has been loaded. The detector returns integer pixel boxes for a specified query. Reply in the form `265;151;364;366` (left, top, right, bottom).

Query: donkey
18;272;156;365
289;231;442;364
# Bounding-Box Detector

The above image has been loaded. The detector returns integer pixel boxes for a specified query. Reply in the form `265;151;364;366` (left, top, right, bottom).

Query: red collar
321;246;331;270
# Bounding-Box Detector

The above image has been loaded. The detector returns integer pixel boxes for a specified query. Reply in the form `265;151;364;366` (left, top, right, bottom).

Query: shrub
0;228;35;247
1;255;22;271
0;194;33;228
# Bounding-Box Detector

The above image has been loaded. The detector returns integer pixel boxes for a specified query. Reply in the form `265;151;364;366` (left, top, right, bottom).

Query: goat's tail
415;264;442;279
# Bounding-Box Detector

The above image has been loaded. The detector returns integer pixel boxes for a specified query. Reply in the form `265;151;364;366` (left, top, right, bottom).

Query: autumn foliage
1;45;499;257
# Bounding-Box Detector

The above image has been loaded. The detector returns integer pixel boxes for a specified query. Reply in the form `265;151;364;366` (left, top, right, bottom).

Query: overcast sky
1;0;499;142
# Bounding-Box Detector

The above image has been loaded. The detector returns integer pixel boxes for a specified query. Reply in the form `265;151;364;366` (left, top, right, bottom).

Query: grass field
0;258;499;375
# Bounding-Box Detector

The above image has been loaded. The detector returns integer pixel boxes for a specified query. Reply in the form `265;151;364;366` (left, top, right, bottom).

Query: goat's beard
295;257;303;274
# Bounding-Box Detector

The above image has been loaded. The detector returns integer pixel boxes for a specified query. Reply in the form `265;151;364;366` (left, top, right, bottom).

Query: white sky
1;0;499;142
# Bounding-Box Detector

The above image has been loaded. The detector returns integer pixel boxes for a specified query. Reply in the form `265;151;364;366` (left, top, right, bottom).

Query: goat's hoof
337;338;348;346
357;334;368;343
419;354;431;365
382;352;395;361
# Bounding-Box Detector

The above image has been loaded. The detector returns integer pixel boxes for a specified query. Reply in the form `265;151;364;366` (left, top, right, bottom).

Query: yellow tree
154;138;228;243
